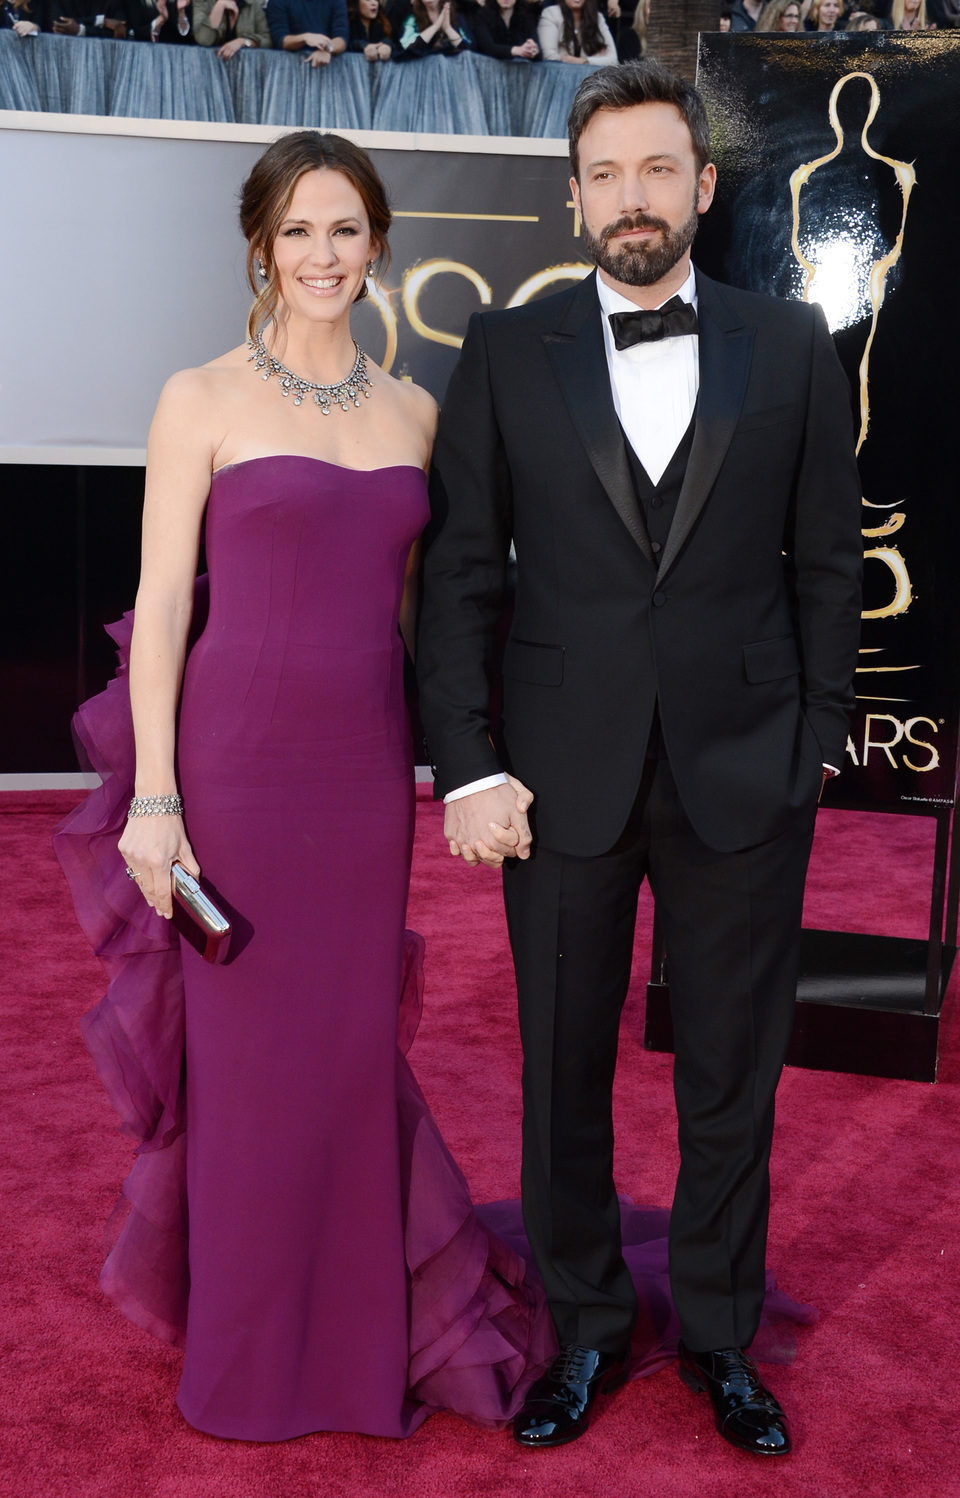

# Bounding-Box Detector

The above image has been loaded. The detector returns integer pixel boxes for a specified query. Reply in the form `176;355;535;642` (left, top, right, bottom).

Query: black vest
622;414;696;759
622;412;696;566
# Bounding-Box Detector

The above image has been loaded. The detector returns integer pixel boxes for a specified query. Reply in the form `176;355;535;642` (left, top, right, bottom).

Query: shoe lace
717;1349;759;1382
550;1346;595;1384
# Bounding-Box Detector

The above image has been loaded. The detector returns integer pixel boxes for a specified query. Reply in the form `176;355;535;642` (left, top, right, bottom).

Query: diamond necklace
248;331;373;414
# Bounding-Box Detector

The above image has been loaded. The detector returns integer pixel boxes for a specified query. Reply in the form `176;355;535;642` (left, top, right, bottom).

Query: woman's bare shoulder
376;368;439;437
157;346;246;402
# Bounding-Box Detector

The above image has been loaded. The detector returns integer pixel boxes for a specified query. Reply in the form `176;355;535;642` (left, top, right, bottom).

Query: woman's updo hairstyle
240;130;392;341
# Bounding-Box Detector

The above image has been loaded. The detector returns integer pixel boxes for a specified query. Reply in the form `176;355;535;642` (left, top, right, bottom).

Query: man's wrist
443;773;509;804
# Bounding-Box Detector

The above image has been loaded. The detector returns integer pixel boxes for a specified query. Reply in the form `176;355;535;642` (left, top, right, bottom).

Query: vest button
650;497;662;509
653;591;667;607
651;540;662;554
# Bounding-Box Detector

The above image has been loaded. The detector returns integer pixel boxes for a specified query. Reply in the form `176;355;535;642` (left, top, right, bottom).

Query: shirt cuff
443;773;509;803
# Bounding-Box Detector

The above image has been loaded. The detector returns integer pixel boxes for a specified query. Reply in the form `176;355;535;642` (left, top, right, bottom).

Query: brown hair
755;0;801;27
239;131;392;341
558;0;605;57
411;0;461;30
567;60;711;181
348;0;392;37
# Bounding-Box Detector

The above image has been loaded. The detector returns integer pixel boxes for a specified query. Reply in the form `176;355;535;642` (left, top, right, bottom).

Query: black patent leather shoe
677;1344;791;1456
513;1344;626;1448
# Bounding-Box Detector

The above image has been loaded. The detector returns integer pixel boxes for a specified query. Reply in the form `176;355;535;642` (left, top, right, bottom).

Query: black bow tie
608;296;699;350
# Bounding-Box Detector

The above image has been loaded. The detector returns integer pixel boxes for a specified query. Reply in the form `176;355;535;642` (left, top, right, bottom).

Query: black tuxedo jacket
417;268;863;857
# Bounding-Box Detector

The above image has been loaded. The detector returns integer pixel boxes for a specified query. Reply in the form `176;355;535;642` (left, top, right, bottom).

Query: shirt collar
595;262;698;319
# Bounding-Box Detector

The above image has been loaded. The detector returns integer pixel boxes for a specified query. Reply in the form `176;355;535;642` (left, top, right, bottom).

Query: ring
124;866;141;881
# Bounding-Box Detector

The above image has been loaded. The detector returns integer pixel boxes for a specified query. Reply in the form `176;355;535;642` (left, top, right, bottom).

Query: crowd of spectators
1;0;949;57
0;0;652;62
725;0;949;28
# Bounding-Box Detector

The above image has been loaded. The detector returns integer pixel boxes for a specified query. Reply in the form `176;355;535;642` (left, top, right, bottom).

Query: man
266;0;347;64
417;61;862;1455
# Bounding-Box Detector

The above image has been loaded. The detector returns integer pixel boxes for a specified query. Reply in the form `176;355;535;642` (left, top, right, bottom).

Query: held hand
304;29;330;45
218;34;246;54
118;815;200;921
103;16;127;34
13;16;40;30
53;15;81;31
515;37;538;55
308;44;332;62
443;776;533;870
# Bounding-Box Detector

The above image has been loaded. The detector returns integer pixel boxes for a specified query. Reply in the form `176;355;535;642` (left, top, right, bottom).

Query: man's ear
569;176;583;222
697;163;717;216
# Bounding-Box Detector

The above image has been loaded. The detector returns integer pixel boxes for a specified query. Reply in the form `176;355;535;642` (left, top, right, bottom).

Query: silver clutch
171;862;232;963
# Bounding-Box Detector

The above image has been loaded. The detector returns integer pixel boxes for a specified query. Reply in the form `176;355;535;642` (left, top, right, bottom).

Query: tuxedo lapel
657;270;755;581
541;276;655;566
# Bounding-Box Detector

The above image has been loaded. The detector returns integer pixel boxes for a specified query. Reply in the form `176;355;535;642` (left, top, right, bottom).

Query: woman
396;0;472;57
1;0;39;32
193;0;271;55
55;131;551;1442
890;0;929;25
805;0;840;27
537;0;618;63
472;0;539;59
755;0;801;28
347;0;392;57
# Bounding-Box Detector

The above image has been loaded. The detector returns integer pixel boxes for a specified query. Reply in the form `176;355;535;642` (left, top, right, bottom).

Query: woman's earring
257;259;267;279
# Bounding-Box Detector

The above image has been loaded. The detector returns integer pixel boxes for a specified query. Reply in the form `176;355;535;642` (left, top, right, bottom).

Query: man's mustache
601;213;669;244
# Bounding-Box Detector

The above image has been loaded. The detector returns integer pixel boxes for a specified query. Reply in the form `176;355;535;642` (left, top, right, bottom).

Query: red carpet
3;789;959;1498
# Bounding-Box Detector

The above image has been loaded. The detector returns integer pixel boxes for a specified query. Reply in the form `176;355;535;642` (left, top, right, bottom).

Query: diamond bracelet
127;794;184;818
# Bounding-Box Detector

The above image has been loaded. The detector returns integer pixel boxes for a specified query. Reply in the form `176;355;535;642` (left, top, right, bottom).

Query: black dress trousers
502;747;818;1355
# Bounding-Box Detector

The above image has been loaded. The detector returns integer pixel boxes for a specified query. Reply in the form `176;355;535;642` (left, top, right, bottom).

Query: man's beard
583;194;700;287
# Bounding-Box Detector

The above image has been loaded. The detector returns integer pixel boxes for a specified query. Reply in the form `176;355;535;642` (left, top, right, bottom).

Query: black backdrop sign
695;32;960;809
352;148;583;402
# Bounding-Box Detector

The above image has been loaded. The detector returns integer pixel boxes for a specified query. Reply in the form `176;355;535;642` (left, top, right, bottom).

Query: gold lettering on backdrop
401;261;493;349
363;278;399;373
508;264;592;307
846;714;940;772
789;71;916;455
903;718;940;773
861;544;913;619
862;712;904;767
860;510;905;539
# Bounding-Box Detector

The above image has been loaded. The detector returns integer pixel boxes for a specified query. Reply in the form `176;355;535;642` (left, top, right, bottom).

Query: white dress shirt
596;264;699;485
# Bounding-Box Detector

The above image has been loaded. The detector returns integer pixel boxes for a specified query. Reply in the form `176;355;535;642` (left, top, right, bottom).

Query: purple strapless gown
54;456;813;1443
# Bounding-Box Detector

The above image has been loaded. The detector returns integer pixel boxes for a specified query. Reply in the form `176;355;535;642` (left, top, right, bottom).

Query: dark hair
559;0;605;58
348;0;391;36
567;60;712;181
239;131;392;340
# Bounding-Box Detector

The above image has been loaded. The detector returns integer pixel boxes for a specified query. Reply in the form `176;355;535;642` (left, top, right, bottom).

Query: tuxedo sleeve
788;303;864;770
417;312;514;798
